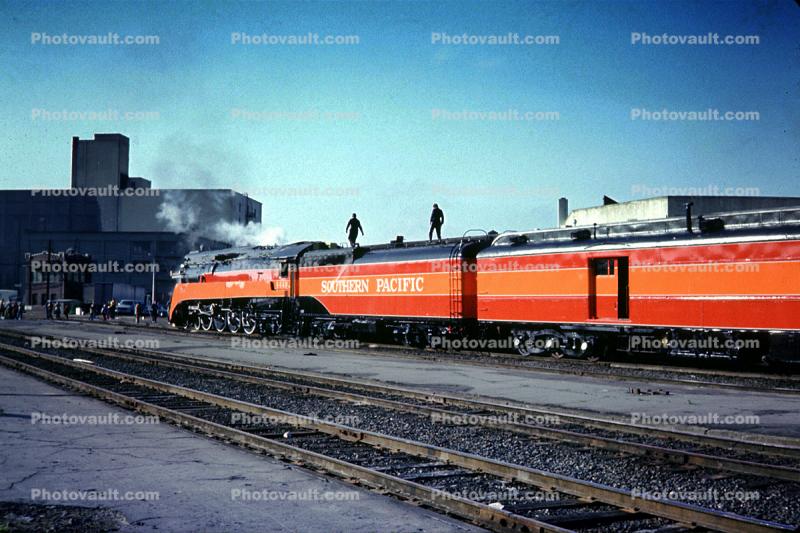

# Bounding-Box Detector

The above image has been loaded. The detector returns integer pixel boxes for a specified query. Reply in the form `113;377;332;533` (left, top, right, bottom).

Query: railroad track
0;340;798;531
7;331;800;469
16;319;800;396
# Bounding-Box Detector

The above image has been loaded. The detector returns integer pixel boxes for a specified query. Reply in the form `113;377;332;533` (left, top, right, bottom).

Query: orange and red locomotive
169;207;800;362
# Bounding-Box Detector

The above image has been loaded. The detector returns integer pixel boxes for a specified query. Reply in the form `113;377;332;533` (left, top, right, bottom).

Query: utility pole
45;240;51;305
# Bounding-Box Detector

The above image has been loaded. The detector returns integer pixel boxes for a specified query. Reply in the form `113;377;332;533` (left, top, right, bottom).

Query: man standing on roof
346;213;364;247
429;203;444;242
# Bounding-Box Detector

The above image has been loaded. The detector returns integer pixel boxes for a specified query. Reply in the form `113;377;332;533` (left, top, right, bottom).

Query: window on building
131;241;152;258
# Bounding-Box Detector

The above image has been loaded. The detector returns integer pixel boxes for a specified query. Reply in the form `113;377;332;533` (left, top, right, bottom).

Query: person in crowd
53;303;61;320
89;301;97;321
135;302;143;324
150;302;158;323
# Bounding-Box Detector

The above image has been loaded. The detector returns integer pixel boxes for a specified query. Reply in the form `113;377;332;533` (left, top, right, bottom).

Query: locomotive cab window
279;262;290;278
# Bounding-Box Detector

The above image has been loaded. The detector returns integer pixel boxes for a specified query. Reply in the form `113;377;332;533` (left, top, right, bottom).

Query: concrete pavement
0;365;484;533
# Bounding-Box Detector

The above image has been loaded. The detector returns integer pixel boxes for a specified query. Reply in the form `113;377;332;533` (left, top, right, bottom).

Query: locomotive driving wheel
213;313;227;332
242;312;258;335
228;311;242;334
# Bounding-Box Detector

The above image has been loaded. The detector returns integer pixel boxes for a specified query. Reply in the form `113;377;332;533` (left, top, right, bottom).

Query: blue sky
1;0;798;244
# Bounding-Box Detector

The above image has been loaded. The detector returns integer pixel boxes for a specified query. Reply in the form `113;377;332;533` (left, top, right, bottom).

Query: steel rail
0;345;794;533
1;326;797;459
73;337;800;460
0;353;571;533
11;321;800;395
44;342;800;483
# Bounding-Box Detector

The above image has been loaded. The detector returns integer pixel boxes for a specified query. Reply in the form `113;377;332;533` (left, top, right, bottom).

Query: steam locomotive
169;206;800;362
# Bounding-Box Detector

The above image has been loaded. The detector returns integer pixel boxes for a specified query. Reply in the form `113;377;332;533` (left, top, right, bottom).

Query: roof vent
699;216;725;233
570;229;592;241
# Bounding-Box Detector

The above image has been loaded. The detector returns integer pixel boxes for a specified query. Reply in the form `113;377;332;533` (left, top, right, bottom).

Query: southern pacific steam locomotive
169;206;800;362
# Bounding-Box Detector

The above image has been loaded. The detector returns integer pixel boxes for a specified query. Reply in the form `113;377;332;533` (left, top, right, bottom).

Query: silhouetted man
346;213;364;247
429;203;444;242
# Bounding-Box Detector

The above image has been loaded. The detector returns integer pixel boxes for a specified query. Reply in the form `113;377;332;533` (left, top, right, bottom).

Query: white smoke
156;191;198;234
156;190;286;248
213;220;286;246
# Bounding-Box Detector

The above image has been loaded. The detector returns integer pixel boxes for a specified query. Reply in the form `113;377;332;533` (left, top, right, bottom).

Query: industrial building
0;133;262;306
559;195;800;227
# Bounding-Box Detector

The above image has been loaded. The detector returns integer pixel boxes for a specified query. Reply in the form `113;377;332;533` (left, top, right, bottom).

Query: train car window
594;259;614;275
280;262;290;277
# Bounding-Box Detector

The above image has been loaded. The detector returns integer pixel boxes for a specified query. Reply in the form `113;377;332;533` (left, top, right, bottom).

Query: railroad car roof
300;235;493;265
182;241;325;266
481;206;800;258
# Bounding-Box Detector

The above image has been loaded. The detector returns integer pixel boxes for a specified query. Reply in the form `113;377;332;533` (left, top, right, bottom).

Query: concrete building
561;196;800;227
0;133;262;306
72;133;130;190
69;134;261;233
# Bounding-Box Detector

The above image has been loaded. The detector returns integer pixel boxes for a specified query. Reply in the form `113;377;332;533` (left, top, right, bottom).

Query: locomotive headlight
580;341;589;352
545;338;554;349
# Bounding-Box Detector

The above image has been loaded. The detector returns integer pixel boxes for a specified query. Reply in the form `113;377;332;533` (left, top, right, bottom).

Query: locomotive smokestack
558;197;569;227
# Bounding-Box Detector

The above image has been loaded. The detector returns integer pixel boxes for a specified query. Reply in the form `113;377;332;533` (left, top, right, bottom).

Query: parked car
115;299;139;316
